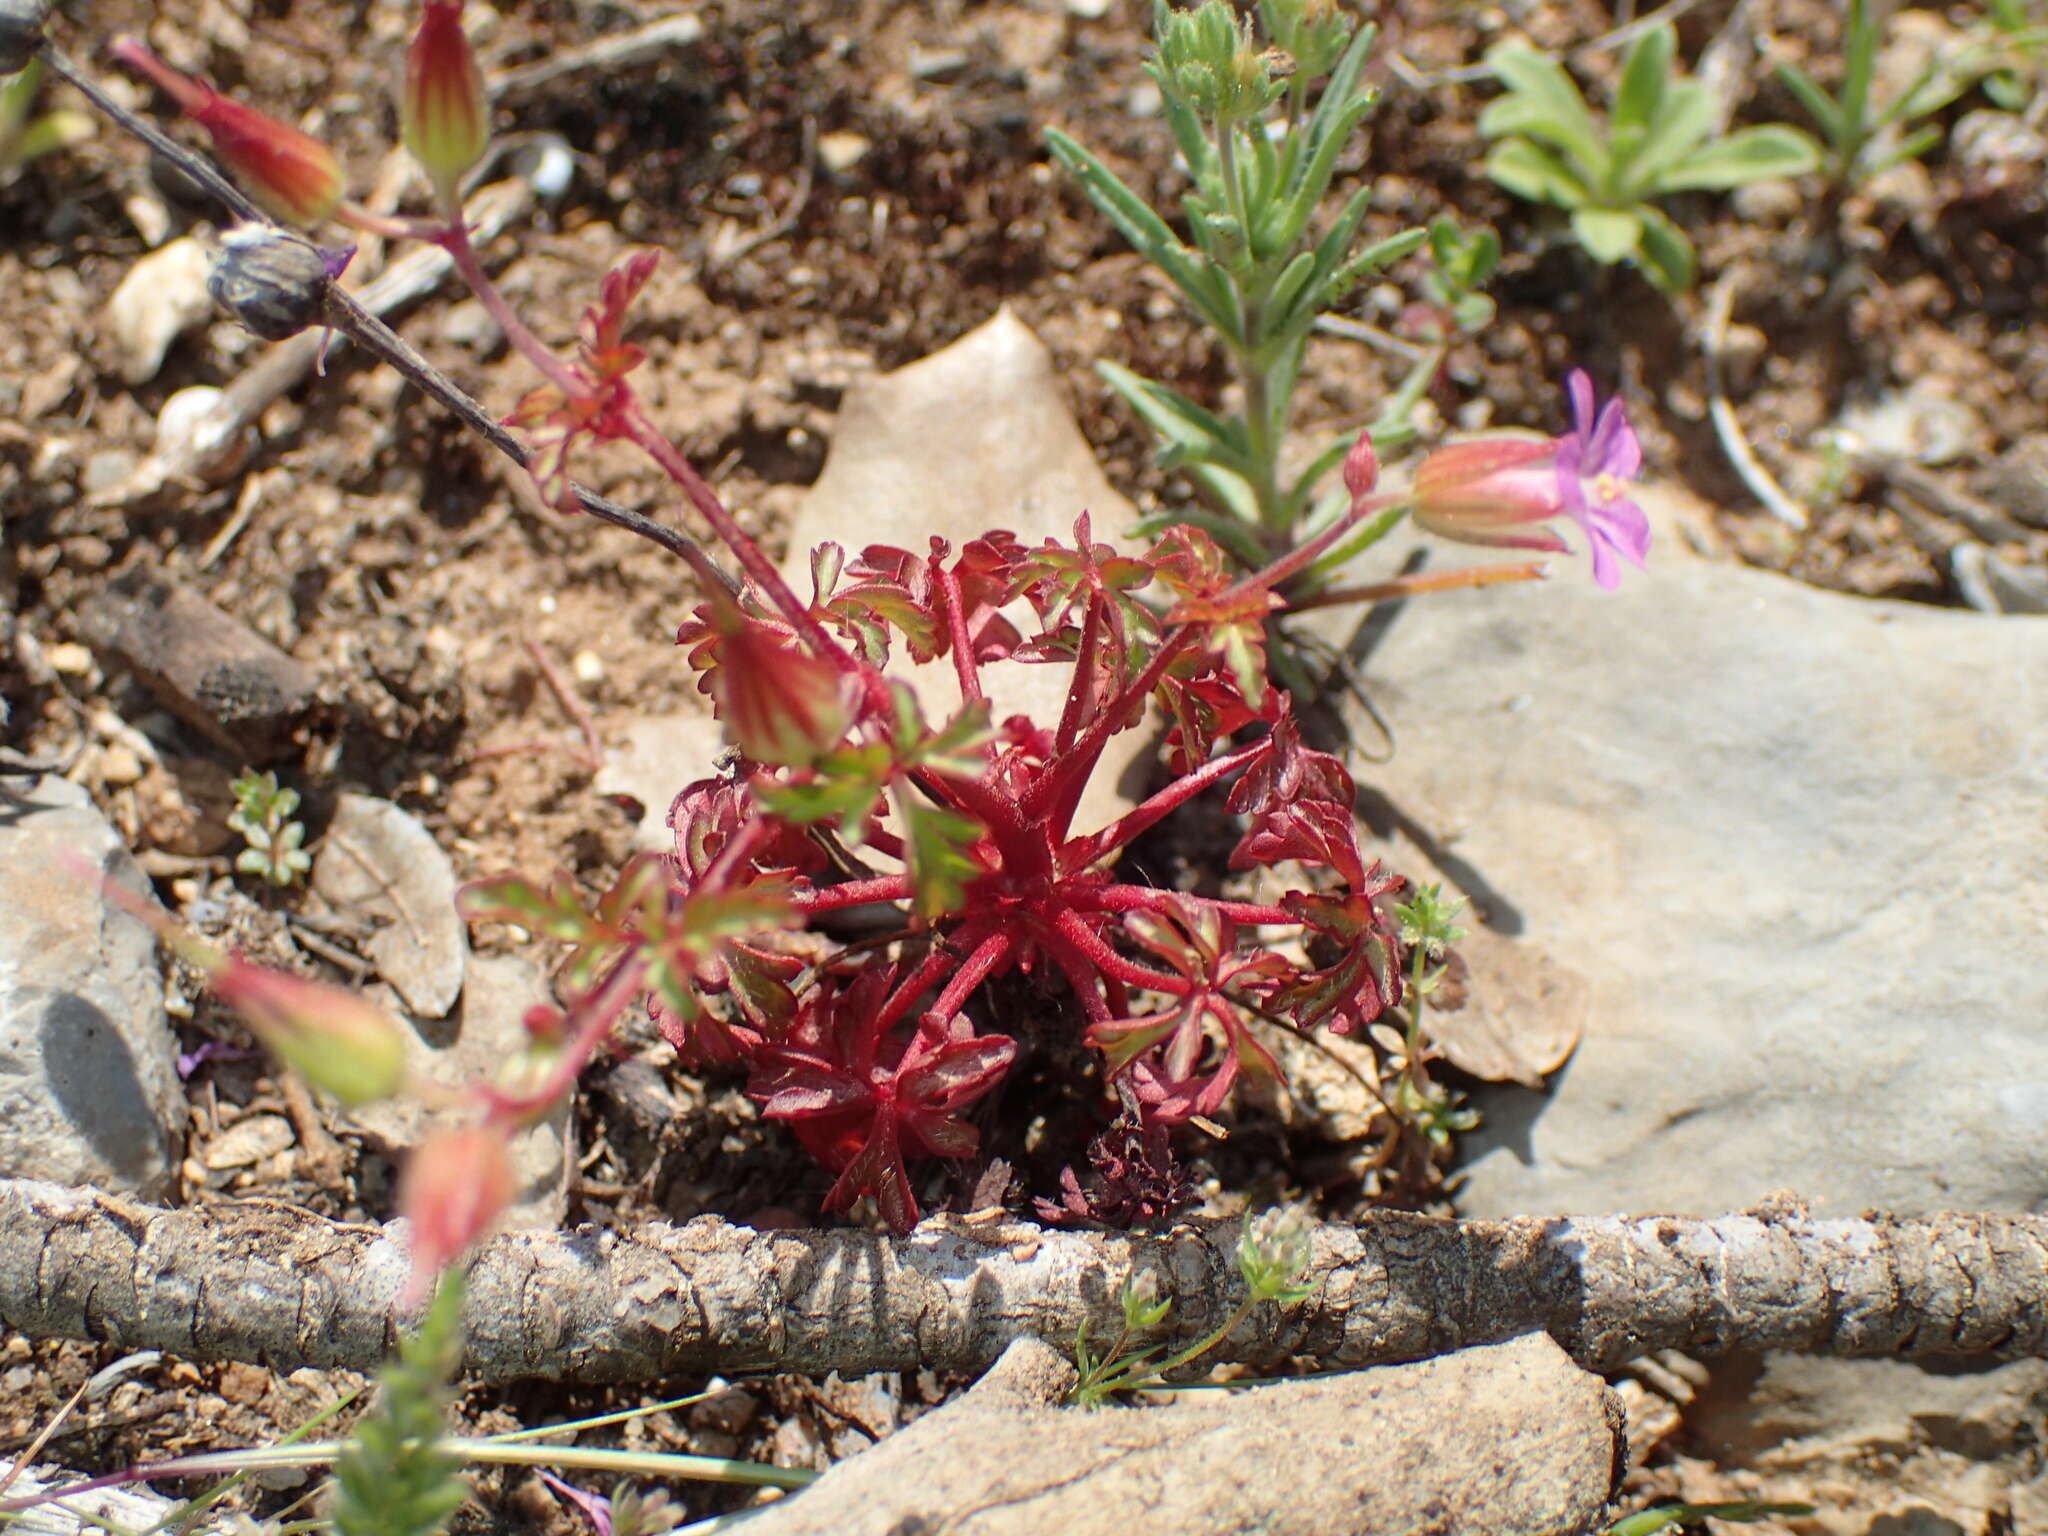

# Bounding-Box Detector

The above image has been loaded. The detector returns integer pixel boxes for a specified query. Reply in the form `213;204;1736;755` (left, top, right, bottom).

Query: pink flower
1411;370;1650;589
111;38;343;226
403;0;489;210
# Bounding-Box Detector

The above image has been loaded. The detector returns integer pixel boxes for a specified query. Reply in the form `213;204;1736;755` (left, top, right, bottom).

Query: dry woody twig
1;1179;2041;1384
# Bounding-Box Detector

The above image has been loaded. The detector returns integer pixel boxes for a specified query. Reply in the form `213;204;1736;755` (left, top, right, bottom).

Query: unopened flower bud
691;593;852;770
205;956;410;1106
0;0;50;77
112;37;344;226
399;1123;515;1300
1342;428;1378;501
208;225;344;340
403;0;490;211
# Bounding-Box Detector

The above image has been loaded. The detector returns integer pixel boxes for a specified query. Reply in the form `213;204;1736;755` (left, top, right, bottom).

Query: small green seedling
1775;0;1975;189
1481;22;1821;293
228;769;312;887
1607;1499;1818;1535
1068;1207;1317;1407
0;57;92;181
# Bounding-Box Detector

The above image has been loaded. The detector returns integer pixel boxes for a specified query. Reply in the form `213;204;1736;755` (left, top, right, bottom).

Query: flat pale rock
1317;535;2048;1217
743;1333;1622;1536
312;794;466;1019
782;307;1153;837
0;775;183;1195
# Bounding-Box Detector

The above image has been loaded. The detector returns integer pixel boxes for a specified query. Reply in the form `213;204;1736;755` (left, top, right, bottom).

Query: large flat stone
0;775;183;1194
1328;538;2048;1217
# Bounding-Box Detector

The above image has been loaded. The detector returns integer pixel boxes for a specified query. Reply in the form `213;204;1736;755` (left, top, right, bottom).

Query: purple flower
1409;370;1651;590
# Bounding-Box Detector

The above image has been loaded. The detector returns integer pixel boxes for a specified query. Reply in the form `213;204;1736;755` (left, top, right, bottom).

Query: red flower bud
1342;429;1378;501
696;595;852;769
402;0;489;211
399;1124;515;1301
112;37;343;226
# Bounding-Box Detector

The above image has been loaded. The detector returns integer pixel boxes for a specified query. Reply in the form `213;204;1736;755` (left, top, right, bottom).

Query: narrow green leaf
1863;122;1943;178
1612;22;1675;142
1049;127;1240;335
1481;44;1607;174
1159;87;1215;182
1653;125;1822;191
1259;184;1375;349
1281;431;1360;525
1098;360;1258;480
1484;136;1595;207
1631;204;1697;294
1571;206;1643;264
1271;87;1378;251
1774;61;1843;145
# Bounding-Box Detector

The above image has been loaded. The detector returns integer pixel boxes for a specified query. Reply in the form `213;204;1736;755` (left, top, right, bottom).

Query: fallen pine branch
0;1179;2041;1383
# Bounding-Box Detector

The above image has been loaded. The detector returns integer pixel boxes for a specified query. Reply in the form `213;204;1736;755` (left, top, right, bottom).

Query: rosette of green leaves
1481;23;1821;294
228;770;312;887
1047;0;1426;570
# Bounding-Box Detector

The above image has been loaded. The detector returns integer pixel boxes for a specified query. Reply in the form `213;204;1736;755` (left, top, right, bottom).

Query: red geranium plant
460;396;1414;1229
90;0;1644;1247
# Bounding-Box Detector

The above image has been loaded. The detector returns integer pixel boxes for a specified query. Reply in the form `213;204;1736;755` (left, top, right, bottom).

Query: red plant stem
1053;595;1102;756
1078;886;1295;928
794;875;915;915
1232;490;1398;599
925;927;1018;1023
1035;927;1118;1024
479;952;643;1127
623;408;845;663
1051;908;1185;995
1282;560;1550;612
1063;736;1270;872
867;944;961;1040
936;563;983;709
1023;628;1194;829
437;220;585;401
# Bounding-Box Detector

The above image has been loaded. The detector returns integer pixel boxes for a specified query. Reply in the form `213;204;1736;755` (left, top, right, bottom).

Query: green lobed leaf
894;789;984;920
753;743;893;842
1630;204;1697;294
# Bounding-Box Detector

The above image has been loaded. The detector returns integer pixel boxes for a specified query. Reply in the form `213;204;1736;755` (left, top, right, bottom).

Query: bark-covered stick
1;1179;2041;1383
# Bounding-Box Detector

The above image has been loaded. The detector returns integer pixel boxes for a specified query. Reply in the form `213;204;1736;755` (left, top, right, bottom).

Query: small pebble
818;131;871;175
571;649;604;684
43;641;96;675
